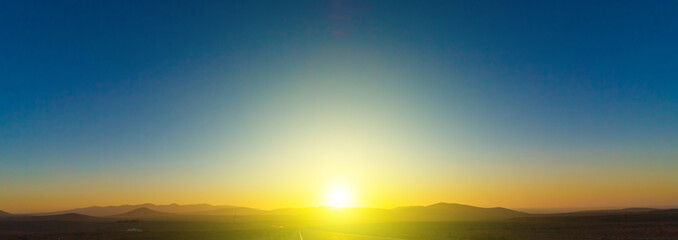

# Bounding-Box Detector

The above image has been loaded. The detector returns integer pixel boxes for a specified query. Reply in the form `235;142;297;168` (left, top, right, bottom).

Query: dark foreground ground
2;213;678;240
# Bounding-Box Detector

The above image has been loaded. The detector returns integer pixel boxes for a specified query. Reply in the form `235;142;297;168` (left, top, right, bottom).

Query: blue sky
1;0;677;212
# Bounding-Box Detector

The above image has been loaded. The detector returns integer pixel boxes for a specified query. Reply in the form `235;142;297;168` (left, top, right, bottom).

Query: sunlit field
3;207;678;240
3;220;678;240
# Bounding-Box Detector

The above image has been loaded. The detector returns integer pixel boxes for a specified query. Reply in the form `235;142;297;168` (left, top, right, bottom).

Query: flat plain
2;211;678;240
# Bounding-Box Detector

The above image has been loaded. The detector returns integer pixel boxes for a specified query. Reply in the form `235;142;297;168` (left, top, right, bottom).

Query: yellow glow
326;184;353;208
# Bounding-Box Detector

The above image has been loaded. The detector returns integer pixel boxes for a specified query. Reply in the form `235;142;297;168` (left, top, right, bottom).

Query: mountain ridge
389;202;528;221
38;203;232;217
20;202;678;221
109;207;175;219
191;206;267;215
0;213;106;222
0;210;11;217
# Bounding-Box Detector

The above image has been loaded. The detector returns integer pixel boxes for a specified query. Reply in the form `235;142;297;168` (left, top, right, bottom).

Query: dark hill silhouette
144;203;234;213
248;203;528;222
40;203;230;217
2;213;105;222
109;207;175;219
8;202;678;226
192;206;266;215
0;210;11;217
27;202;678;223
29;202;531;221
649;209;678;214
37;213;105;222
552;208;658;216
389;202;529;221
516;208;678;223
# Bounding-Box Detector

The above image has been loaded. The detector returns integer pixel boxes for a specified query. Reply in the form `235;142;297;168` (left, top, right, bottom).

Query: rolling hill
389;202;529;221
35;213;105;222
552;208;658;216
191;206;267;215
29;202;531;221
109;207;175;219
0;213;105;222
0;210;11;217
39;203;231;217
225;203;529;222
28;203;676;223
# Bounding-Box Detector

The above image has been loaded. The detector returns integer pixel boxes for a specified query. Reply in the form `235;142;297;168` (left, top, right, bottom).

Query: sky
1;0;677;213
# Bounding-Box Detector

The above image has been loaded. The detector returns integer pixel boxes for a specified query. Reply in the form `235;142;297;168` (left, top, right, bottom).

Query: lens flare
326;184;353;208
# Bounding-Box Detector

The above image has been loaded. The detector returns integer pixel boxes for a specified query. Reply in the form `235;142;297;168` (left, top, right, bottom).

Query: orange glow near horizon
3;165;678;214
2;0;678;222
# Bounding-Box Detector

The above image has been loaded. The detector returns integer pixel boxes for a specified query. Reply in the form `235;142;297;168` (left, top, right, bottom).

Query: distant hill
31;202;530;221
0;210;11;217
147;203;233;213
554;208;657;216
109;207;175;219
39;203;231;217
2;213;106;222
192;207;267;215
105;203;530;221
649;209;678;215
516;208;678;223
248;203;528;222
389;202;529;221
37;213;105;222
31;202;678;222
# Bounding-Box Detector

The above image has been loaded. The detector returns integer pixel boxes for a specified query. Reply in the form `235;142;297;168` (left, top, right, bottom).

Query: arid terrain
2;203;677;240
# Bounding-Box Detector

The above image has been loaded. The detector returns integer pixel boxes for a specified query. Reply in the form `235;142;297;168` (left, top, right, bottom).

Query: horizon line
6;201;678;215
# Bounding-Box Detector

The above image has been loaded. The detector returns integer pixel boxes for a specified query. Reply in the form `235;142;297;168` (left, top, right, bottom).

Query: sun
325;184;353;208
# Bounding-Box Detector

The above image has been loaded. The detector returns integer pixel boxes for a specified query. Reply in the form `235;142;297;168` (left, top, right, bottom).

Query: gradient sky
1;0;678;213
